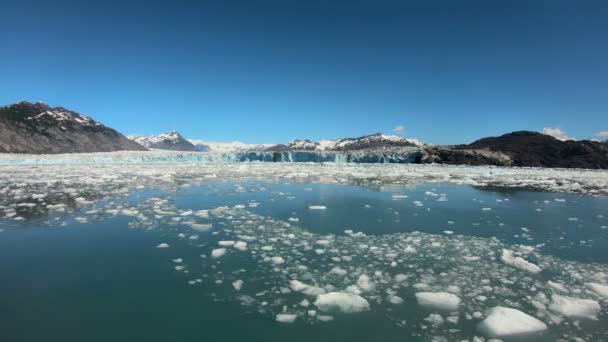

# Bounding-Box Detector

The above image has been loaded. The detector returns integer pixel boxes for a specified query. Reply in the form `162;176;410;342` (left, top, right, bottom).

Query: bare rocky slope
0;102;147;154
422;131;608;169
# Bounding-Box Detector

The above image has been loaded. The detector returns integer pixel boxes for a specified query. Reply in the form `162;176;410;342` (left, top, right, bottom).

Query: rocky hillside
423;131;608;169
0;102;147;154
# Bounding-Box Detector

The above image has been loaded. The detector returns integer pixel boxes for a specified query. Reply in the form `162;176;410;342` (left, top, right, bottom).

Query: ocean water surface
1;163;607;341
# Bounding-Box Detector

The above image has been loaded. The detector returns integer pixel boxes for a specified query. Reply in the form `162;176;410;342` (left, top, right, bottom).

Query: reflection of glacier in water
0;160;608;341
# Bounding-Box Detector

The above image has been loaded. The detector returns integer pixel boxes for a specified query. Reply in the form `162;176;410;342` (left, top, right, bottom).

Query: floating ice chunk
356;274;375;292
290;280;325;297
270;256;285;264
275;313;297;323
317;315;334;322
482;208;492;211
173;258;183;263
156;243;170;249
190;223;212;231
415;292;461;311
218;241;235;246
478;307;547;338
547;281;568;293
387;294;404;304
288;217;299;222
315;239;331;246
548;295;600;320
211;248;227;258
585;282;608;298
329;267;347;277
394;274;408;283
403;246;417;254
500;249;542;274
314;292;370;313
392;194;408;199
232;279;243;291
424;313;444;326
261;245;273;251
309;205;327;210
234;241;248;251
443;230;454;235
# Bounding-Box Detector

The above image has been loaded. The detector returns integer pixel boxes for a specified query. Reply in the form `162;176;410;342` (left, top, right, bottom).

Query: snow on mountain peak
129;131;197;151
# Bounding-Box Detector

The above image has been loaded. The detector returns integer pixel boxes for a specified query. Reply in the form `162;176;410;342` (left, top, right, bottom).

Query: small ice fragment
415;292;460;311
387;295;404;304
500;249;542;274
234;241;248;251
190;223;212;231
290;280;325;296
270;256;285;264
403;246;417;254
309;205;327;210
211;248;227;258
275;313;297;323
156;243;170;249
218;241;235;246
356;274;375;292
329;267;347;276
232;279;243;291
424;313;444;326
314;292;370;313
317;315;334;322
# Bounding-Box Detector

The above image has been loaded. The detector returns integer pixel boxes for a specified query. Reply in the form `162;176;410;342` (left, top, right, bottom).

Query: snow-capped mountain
188;139;275;153
128;131;198;152
266;133;423;152
0;101;147;154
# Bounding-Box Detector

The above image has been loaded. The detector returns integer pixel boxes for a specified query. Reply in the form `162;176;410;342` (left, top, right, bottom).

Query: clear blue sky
1;0;606;144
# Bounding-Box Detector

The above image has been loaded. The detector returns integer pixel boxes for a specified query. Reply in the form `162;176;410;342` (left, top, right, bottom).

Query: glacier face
0;148;423;165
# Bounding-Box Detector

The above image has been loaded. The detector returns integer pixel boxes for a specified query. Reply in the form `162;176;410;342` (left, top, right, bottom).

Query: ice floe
478;306;547;338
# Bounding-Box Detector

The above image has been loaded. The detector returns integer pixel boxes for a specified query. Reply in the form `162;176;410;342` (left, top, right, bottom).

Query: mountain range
1;101;607;169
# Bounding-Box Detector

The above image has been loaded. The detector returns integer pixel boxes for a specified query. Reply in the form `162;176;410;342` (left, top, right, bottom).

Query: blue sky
1;0;607;144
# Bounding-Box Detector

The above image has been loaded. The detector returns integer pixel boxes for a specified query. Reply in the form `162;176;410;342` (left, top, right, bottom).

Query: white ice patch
211;248;227;258
415;292;461;311
500;249;542;274
234;241;248;251
309;205;327;210
270;256;285;264
356;274;375;292
156;243;169;249
314;292;370;314
586;282;608;298
290;280;325;297
232;279;243;291
275;313;297;323
478;306;547;338
548;295;601;320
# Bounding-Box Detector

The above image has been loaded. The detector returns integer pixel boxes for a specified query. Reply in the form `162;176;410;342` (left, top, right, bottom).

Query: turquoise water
1;180;607;341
